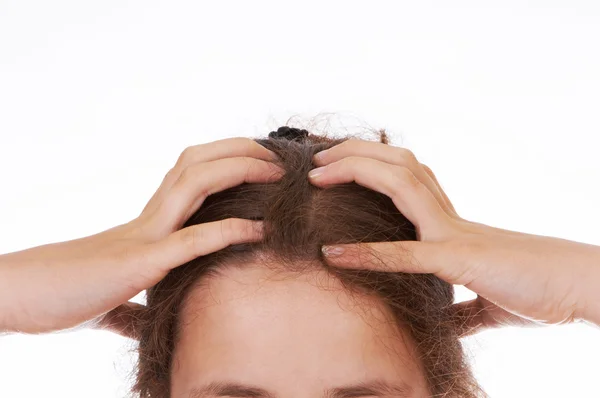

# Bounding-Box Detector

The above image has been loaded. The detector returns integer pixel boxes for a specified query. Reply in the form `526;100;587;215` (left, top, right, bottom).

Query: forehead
170;261;428;397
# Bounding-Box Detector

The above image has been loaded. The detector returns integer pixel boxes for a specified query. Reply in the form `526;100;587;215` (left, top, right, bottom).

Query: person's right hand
309;139;600;335
0;138;283;339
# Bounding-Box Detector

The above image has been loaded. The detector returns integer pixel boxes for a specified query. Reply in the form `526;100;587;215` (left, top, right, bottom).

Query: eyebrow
188;379;414;398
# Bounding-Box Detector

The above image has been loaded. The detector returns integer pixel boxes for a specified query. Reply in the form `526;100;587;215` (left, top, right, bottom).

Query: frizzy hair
127;127;487;398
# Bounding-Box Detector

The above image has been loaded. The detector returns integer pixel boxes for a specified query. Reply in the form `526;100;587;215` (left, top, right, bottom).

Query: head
129;128;485;397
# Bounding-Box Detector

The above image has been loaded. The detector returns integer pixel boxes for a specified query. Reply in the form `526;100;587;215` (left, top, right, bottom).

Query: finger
449;297;488;337
420;162;458;217
313;139;453;216
94;301;146;340
309;156;452;240
151;157;284;234
145;218;265;273
321;240;447;275
174;137;279;171
143;138;279;216
450;296;540;338
140;167;178;216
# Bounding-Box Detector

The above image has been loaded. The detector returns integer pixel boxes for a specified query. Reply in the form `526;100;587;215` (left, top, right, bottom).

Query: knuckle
442;233;487;282
179;165;195;184
392;166;421;189
178;146;196;166
420;163;439;182
164;167;177;181
398;147;418;162
220;218;242;242
421;163;433;175
233;157;255;179
221;217;237;230
243;137;261;152
160;167;181;188
396;148;419;168
181;225;205;250
176;164;209;199
241;156;255;168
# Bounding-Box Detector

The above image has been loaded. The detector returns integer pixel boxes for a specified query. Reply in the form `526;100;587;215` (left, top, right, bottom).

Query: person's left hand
308;138;599;336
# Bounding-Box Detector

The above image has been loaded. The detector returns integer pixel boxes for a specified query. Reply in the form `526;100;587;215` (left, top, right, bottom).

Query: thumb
142;218;264;274
92;301;146;340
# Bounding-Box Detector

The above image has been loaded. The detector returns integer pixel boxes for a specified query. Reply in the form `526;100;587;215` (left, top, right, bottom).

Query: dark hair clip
268;126;309;141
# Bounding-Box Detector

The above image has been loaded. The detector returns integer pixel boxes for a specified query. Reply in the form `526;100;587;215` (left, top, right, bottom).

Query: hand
308;138;600;336
0;138;283;339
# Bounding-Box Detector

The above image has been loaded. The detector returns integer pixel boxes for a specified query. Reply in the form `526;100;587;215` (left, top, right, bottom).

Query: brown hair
128;128;486;397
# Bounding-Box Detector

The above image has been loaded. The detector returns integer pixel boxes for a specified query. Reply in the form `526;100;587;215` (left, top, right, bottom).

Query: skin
0;136;598;341
170;260;431;398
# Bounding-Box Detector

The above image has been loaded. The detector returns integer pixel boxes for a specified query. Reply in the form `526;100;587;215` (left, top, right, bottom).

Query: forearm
0;237;102;333
579;242;600;328
0;247;54;333
0;252;22;333
0;222;146;335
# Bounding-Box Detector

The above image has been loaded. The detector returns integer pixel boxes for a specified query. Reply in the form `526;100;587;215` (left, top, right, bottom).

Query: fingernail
268;151;280;161
308;166;326;179
322;245;344;256
314;149;329;162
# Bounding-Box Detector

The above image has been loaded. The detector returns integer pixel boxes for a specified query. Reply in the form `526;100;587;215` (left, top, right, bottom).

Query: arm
579;243;600;328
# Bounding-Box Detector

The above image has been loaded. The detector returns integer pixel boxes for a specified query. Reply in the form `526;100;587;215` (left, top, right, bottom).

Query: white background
1;1;599;397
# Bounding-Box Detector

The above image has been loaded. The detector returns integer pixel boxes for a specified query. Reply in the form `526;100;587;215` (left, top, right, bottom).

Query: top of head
132;127;484;398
